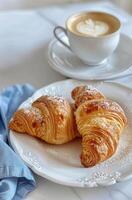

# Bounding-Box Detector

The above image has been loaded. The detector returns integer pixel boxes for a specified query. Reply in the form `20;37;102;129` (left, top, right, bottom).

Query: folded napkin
0;84;36;200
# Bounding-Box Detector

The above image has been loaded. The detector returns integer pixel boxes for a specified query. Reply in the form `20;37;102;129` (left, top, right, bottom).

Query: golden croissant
72;85;127;167
9;95;77;144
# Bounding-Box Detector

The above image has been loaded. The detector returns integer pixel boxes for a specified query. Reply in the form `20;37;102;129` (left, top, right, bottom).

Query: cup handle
53;26;71;51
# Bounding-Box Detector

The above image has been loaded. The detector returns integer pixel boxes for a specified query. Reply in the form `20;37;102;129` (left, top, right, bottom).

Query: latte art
76;19;109;37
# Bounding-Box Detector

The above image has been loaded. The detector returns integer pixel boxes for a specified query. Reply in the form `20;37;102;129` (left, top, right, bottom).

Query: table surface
1;1;132;200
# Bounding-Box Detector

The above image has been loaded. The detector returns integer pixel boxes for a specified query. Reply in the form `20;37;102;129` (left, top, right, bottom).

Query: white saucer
48;34;132;80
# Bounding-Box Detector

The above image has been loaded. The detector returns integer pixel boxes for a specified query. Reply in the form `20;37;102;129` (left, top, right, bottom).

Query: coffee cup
53;11;121;66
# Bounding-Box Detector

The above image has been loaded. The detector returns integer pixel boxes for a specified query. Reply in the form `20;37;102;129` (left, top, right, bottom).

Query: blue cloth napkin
0;84;36;200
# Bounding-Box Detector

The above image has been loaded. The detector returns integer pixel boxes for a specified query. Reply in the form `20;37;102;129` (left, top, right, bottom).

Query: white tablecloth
1;1;132;200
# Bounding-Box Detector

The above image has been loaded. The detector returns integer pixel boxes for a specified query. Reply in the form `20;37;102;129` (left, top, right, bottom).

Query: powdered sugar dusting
23;107;42;121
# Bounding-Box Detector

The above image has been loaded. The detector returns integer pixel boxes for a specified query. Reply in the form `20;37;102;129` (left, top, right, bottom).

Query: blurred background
0;0;132;14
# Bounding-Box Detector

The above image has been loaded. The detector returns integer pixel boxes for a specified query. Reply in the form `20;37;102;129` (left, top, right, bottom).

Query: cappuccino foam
67;12;121;37
76;19;109;37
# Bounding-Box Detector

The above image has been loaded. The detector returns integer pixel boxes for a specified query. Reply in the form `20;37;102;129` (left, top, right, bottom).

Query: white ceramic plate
10;79;132;187
48;34;132;80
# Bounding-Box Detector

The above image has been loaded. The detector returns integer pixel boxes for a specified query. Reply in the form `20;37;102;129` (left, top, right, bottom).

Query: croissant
71;85;105;107
9;95;77;144
72;86;127;167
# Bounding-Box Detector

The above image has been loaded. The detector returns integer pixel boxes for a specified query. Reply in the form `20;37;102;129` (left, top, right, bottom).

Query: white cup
54;11;121;66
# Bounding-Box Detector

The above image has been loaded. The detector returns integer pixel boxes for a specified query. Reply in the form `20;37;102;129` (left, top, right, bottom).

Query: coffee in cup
67;12;119;37
54;11;121;66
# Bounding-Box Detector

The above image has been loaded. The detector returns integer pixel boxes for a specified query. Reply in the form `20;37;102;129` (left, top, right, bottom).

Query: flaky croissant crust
9;95;77;144
72;86;127;167
71;85;105;108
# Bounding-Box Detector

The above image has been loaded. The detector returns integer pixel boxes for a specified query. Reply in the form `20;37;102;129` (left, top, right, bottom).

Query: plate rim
48;33;132;80
9;79;132;187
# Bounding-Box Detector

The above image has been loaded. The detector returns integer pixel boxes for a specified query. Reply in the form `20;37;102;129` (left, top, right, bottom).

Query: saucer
48;33;132;80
